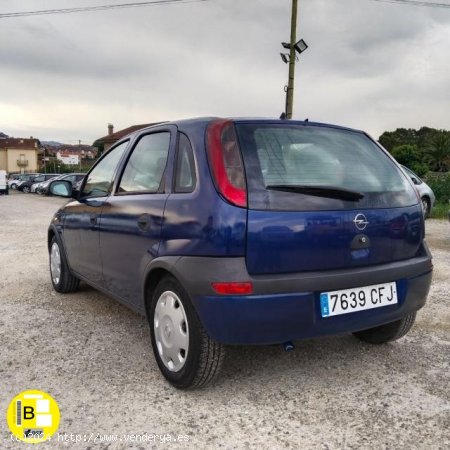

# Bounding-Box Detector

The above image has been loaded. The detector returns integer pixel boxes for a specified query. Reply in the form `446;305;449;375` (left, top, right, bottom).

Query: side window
82;141;128;198
174;133;196;193
119;132;170;194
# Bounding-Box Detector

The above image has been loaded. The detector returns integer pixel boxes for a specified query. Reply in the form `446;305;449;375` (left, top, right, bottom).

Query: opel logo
353;213;369;231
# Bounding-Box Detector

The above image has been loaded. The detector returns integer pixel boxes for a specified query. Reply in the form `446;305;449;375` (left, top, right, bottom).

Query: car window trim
113;129;174;197
78;139;130;200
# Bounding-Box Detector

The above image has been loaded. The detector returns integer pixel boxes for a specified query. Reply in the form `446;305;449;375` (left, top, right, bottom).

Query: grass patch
429;202;449;219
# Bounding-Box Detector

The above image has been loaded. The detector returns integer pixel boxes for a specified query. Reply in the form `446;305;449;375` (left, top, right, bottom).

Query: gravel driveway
1;192;449;449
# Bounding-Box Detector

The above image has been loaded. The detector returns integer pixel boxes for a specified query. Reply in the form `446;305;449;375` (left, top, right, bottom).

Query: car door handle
137;214;150;231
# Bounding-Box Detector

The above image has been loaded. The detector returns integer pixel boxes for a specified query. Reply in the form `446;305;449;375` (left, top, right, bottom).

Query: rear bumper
171;246;433;344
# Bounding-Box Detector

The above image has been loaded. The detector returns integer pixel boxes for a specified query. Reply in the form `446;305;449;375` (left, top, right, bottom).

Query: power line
0;0;208;19
368;0;450;8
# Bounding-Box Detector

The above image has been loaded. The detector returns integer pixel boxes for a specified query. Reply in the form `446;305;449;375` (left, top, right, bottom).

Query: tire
421;197;430;219
49;236;79;293
11;183;17;190
353;312;416;344
149;275;225;389
22;186;31;193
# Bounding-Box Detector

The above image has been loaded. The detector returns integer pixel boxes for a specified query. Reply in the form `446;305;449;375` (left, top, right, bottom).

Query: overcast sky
1;0;449;144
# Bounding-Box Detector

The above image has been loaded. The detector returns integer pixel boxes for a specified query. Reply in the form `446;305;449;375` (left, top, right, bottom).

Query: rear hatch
235;121;422;275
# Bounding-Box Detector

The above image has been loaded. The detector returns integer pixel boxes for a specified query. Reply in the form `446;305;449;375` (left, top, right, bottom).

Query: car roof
127;117;364;135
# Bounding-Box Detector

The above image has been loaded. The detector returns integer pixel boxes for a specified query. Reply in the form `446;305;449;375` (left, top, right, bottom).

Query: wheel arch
421;194;430;204
421;195;431;218
47;227;56;252
142;257;183;320
47;225;68;263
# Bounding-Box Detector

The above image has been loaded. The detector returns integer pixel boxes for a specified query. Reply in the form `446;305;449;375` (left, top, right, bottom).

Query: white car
401;165;435;218
8;173;39;190
0;170;8;195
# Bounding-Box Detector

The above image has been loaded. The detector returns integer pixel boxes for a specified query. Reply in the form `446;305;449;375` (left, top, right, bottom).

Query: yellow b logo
6;390;60;443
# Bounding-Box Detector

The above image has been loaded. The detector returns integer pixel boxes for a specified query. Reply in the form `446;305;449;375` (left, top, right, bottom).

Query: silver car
401;165;435;218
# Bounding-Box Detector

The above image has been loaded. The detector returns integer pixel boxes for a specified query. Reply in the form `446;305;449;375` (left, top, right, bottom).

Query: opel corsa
48;118;433;388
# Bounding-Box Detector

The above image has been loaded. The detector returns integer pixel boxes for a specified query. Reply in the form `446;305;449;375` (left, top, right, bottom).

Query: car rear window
236;123;417;211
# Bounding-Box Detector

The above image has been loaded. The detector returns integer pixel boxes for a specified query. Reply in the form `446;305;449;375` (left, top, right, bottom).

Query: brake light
211;282;253;295
206;119;247;207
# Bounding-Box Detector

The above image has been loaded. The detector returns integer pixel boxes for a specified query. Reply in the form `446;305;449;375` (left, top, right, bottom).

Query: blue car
48;118;433;388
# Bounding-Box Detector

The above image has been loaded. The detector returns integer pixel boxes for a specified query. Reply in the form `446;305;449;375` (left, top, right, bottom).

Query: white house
56;151;80;165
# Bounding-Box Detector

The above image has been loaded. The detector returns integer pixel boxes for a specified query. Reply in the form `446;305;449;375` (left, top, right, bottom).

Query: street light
295;38;308;54
282;38;308;55
281;37;308;118
280;53;289;64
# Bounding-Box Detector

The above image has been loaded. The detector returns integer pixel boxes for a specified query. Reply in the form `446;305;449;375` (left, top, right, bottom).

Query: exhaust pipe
282;341;295;352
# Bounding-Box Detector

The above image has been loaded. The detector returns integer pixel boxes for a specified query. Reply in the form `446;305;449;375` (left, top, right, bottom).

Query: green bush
424;172;450;203
428;202;449;219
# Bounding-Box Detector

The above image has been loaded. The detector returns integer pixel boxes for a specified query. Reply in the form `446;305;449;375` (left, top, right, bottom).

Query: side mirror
49;180;73;198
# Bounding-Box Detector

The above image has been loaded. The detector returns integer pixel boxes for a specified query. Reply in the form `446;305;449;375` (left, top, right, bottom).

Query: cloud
0;0;449;142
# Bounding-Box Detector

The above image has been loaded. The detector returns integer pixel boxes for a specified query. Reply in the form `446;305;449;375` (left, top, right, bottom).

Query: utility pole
79;139;81;171
286;0;298;119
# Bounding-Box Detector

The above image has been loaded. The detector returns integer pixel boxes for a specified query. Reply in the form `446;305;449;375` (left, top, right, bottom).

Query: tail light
211;282;253;295
206;119;247;207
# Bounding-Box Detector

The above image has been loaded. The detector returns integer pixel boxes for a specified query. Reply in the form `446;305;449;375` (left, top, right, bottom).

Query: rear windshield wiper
266;184;364;201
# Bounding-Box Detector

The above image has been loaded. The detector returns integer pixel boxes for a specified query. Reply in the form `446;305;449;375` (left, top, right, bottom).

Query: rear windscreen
236;123;418;211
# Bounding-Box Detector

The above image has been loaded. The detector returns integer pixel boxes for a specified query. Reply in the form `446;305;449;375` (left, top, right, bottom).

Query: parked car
400;165;435;218
47;118;433;388
31;174;65;194
38;173;85;195
8;173;39;190
34;174;65;194
31;174;59;193
0;170;8;195
30;173;60;193
19;174;59;193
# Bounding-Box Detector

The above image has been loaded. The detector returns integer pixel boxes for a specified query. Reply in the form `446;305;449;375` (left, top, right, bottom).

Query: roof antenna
304;118;309;122
280;112;287;120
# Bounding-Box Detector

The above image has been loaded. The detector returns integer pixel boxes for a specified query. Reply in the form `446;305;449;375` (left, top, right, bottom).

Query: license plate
320;282;398;318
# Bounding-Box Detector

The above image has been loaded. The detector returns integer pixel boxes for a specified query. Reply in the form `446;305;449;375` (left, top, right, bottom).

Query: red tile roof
0;138;40;150
93;123;163;145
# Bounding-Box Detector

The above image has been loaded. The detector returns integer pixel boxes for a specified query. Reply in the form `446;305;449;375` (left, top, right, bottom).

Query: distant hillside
41;140;64;147
0;132;8;139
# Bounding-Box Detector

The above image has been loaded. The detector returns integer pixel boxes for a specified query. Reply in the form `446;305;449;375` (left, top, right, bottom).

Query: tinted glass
174;133;196;193
82;141;128;198
119;132;170;193
236;124;417;211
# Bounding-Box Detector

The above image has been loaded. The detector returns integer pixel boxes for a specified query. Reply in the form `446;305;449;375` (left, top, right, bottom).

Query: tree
379;128;418;152
390;144;429;176
424;131;450;172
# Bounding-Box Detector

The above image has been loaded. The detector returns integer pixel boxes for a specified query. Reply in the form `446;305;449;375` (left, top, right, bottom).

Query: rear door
99;127;175;309
236;122;422;275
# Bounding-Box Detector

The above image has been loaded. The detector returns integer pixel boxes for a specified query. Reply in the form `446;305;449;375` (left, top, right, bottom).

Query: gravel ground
1;191;449;450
